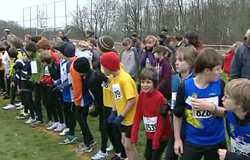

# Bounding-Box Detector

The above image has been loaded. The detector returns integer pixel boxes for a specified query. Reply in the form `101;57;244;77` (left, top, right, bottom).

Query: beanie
60;42;75;57
97;36;114;52
100;52;120;71
73;57;90;73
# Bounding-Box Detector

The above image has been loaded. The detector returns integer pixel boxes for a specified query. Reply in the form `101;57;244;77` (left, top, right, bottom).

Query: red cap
100;52;120;71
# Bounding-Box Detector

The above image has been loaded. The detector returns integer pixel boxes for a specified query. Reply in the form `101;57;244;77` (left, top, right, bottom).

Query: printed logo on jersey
230;123;236;137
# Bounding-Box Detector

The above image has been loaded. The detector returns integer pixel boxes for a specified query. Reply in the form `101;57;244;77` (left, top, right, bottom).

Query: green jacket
30;51;44;83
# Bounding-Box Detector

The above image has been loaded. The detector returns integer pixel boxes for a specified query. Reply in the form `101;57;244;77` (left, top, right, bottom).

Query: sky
0;0;88;28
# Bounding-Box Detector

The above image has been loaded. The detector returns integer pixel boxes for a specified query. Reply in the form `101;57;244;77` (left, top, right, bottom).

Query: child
14;50;36;124
223;42;242;80
25;42;44;126
0;43;6;94
87;37;100;70
218;79;250;160
53;42;77;143
2;47;22;110
164;46;198;160
153;45;172;100
120;38;139;80
174;48;227;160
131;67;172;160
140;36;157;69
100;52;138;160
2;41;11;99
185;31;203;52
39;50;65;132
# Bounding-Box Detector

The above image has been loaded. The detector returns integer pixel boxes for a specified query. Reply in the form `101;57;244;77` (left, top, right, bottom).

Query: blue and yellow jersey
184;78;225;145
226;111;250;156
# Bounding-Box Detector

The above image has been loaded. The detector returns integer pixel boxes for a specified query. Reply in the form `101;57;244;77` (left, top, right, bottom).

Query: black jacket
48;62;60;82
14;61;33;91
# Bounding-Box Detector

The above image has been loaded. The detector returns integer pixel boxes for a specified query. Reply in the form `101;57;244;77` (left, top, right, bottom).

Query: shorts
119;124;132;138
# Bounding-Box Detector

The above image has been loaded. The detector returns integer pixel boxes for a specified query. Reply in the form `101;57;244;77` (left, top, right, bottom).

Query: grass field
0;72;229;160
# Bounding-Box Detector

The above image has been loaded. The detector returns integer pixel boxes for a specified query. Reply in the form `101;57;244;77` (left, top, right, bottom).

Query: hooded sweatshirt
156;57;172;98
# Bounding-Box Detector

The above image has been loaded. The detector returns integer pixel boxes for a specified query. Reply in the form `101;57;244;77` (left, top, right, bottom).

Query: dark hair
122;38;132;46
8;47;18;58
139;67;158;88
194;48;223;74
175;35;184;41
31;36;42;43
185;31;200;48
132;33;137;38
153;45;167;56
25;42;37;53
10;38;23;49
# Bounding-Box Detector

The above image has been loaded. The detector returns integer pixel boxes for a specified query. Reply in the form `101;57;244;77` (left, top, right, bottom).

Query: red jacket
223;50;235;74
131;89;172;150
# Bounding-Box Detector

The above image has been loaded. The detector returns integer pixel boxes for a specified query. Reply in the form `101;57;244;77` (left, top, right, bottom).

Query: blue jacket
231;43;250;80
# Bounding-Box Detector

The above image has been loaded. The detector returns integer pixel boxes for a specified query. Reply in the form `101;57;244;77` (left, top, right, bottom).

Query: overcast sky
1;0;88;28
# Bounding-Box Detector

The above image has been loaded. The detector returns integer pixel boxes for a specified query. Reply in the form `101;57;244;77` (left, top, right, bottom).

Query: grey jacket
231;43;250;80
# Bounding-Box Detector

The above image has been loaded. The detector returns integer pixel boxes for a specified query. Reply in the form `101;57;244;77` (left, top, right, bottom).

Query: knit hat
73;57;90;73
97;36;114;52
100;52;120;71
60;42;75;57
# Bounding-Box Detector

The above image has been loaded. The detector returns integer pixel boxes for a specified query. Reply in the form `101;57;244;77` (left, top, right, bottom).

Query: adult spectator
131;33;141;53
230;29;250;79
1;29;16;41
58;30;69;42
185;30;203;52
24;34;32;44
85;30;95;39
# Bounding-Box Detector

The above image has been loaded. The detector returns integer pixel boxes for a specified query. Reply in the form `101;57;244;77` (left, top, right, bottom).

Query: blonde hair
225;78;250;112
176;46;198;71
145;35;158;46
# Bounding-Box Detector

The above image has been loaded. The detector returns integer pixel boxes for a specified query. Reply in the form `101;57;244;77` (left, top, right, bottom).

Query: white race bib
143;117;157;133
171;92;177;109
186;96;218;119
44;66;50;76
231;137;250;157
112;84;123;100
30;61;37;74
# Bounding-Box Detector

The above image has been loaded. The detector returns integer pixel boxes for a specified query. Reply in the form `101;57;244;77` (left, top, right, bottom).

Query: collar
233;112;250;126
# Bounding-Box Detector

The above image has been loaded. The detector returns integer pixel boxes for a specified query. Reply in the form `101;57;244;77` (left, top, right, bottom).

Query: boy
87;37;100;70
131;67;172;160
2;47;22;110
53;42;76;142
164;46;198;160
174;48;227;160
120;38;139;80
14;50;36;124
24;42;44;126
39;50;65;132
153;45;172;100
0;43;6;94
100;52;138;160
218;79;250;160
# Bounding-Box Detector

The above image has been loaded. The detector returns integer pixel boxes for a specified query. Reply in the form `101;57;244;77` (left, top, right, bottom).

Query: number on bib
143;117;157;133
192;109;213;118
171;92;177;110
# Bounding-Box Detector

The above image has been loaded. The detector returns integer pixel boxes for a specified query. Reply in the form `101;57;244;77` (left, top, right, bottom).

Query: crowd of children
0;28;249;160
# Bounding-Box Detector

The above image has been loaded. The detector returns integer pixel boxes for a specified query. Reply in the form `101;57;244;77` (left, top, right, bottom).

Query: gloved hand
160;103;171;116
108;111;117;123
112;115;125;126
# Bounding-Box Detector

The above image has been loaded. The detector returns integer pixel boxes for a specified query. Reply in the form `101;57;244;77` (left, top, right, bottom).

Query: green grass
0;99;148;160
0;72;229;160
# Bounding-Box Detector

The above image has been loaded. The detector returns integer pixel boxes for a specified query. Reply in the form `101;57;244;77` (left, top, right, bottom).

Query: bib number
112;84;123;100
143;117;157;133
193;109;213;118
171;92;177;109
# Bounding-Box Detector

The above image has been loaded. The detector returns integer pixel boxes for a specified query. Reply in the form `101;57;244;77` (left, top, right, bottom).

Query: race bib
186;96;218;119
112;84;123;100
44;66;50;76
146;58;151;67
171;92;177;109
231;137;250;157
143;117;157;133
30;61;37;74
102;81;110;89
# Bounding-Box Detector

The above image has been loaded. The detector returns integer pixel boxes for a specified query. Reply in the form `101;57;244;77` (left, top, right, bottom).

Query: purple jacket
140;51;156;68
156;57;172;97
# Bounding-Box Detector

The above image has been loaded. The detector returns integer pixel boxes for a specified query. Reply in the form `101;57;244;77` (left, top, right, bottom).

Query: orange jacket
70;57;82;106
